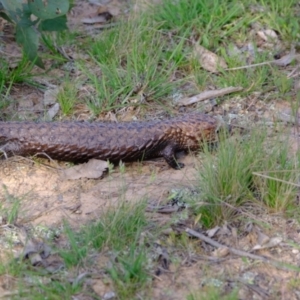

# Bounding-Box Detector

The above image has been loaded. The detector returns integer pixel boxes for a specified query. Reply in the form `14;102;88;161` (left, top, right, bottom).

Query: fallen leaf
252;237;283;251
61;159;108;180
219;223;232;236
155;244;170;270
212;246;229;258
206;226;220;238
256;230;270;246
91;279;114;298
18;230;52;267
257;29;278;42
273;52;297;67
103;291;116;300
193;44;227;73
43;87;60;106
45;103;60;121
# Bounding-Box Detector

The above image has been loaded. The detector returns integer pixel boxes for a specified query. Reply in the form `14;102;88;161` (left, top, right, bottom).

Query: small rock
103;291;116;299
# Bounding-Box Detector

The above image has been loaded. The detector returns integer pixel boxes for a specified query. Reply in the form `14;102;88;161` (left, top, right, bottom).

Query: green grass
152;0;251;47
82;200;148;251
2;0;298;116
0;186;22;225
258;0;300;41
58;200;151;298
0;200;151;299
57;80;78;116
188;129;300;227
1;0;300;298
253;141;300;212
59;200;148;266
107;246;150;298
190;132;264;227
187;287;239;300
80;18;187;114
0;56;36;100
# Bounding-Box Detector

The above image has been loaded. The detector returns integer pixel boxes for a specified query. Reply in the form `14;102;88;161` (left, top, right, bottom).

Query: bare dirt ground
0;155;199;227
1;0;300;299
1;117;300;299
2;90;300;298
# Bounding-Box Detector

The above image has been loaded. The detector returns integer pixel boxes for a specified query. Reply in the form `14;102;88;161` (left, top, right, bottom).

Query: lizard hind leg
161;144;184;169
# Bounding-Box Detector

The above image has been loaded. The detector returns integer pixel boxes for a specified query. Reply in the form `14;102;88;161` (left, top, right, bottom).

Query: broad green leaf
39;15;68;31
0;11;12;23
16;25;44;68
28;0;69;20
0;0;24;22
0;0;23;12
17;16;35;27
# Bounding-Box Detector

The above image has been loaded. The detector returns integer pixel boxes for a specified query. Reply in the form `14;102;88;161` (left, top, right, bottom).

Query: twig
226;61;275;71
226;52;299;71
186;228;269;261
177;86;243;106
238;280;269;298
185;228;300;271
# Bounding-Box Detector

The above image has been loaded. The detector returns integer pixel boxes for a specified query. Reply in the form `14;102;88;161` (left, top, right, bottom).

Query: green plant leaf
0;0;23;22
0;0;23;11
0;11;12;23
16;25;44;68
39;15;68;31
28;0;69;20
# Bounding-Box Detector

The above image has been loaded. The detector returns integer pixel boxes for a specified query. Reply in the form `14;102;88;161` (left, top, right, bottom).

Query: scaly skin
0;113;220;169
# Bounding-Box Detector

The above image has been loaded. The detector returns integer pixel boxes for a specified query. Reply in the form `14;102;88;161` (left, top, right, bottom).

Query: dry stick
226;52;299;71
185;228;298;271
226;61;275;71
186;228;268;261
177;86;243;106
239;281;269;298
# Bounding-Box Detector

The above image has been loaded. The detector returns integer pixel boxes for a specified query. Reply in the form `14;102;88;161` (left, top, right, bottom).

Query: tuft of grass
0;56;36;99
80;18;186;114
107;246;150;299
152;0;251;47
31;280;83;300
216;49;271;91
253;141;300;212
11;276;83;300
191;132;265;227
57;81;78;116
0;186;22;225
59;221;88;268
189;129;300;227
187;287;239;300
58;200;148;268
83;200;148;251
57;200;151;298
0;252;83;299
272;69;294;97
258;0;300;42
40;33;69;64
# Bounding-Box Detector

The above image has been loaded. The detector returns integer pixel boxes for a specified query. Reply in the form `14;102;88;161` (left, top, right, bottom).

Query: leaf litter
1;0;300;299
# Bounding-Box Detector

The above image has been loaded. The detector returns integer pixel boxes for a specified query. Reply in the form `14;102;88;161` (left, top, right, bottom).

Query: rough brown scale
0;113;219;169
